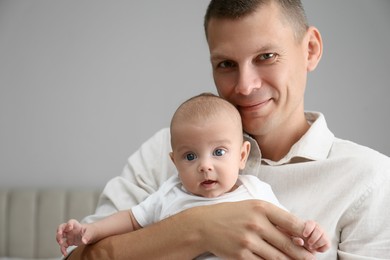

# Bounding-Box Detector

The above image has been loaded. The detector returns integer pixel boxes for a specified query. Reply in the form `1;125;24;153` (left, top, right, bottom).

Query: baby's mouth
201;180;217;187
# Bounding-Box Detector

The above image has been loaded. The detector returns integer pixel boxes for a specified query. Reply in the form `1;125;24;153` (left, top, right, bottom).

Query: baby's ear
240;141;251;169
169;152;175;164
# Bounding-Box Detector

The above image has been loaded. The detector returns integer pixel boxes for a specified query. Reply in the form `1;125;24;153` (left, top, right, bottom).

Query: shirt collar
245;112;335;166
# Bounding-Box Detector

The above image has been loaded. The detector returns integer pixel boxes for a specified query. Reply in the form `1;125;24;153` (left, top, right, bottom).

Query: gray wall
1;1;389;188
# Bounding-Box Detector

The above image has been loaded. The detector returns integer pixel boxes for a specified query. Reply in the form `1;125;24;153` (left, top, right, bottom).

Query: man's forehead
207;14;290;59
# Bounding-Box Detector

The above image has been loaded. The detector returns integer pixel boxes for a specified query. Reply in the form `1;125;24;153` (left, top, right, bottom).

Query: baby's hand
56;219;93;256
301;220;330;253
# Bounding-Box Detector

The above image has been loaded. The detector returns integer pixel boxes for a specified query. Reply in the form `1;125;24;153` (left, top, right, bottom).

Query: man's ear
305;26;323;72
239;141;251;170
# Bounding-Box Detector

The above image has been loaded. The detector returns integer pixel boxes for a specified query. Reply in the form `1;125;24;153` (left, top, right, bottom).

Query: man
67;0;390;259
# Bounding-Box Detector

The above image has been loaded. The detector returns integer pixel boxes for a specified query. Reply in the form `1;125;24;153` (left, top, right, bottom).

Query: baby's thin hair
170;92;242;133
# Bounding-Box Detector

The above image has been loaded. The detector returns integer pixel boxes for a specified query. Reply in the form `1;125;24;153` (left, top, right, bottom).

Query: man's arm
66;208;204;260
67;200;314;260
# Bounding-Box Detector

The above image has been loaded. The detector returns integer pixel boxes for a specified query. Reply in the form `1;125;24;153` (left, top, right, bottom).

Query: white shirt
131;174;285;227
83;112;390;260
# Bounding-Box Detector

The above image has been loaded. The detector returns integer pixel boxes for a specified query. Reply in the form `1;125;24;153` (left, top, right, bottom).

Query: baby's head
170;92;243;143
170;93;250;198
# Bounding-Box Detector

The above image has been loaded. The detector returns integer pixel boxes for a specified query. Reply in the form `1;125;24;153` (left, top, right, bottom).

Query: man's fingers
292;237;305;246
261;202;306;237
249;201;314;259
260;219;313;260
251;238;292;260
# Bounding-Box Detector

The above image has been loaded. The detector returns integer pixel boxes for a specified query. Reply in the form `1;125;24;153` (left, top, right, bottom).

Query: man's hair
204;0;309;41
170;92;243;138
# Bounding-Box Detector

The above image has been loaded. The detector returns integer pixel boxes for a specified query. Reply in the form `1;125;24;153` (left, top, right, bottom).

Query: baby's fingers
307;226;322;245
302;220;316;238
60;242;69;257
310;233;330;252
56;231;69;256
56;223;67;242
80;225;94;244
64;219;80;232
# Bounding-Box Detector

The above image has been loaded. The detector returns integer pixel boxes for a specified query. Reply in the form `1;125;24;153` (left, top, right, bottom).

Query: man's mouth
242;99;270;107
238;99;271;112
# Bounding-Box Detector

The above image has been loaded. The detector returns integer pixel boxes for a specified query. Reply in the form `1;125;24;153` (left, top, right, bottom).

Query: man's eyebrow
210;44;279;61
210;52;231;61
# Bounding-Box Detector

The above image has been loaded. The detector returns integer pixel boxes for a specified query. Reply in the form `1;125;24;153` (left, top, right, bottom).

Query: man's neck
255;114;310;162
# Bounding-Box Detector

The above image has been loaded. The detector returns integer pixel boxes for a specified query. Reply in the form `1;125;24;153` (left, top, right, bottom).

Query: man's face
206;3;309;139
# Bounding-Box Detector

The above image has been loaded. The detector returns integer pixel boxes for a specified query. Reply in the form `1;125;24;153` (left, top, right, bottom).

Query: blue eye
213;149;226;156
185;153;197;161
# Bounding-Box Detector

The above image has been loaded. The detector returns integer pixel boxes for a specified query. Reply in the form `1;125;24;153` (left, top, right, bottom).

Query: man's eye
213;149;226;156
185;153;197;161
259;53;276;61
218;60;236;68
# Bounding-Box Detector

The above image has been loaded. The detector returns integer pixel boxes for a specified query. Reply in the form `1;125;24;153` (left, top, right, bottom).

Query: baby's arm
56;210;141;256
292;220;330;253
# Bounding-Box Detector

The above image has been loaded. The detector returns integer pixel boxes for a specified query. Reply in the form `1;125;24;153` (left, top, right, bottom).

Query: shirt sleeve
131;189;163;228
82;128;176;223
130;175;179;227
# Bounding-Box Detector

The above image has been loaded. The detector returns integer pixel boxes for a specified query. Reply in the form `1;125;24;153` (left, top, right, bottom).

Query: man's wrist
172;206;207;257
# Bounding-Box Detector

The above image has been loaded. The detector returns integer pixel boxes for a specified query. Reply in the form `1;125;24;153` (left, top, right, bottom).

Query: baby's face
170;116;248;198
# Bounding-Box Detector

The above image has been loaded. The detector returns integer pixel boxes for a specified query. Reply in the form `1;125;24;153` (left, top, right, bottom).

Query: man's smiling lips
237;99;271;112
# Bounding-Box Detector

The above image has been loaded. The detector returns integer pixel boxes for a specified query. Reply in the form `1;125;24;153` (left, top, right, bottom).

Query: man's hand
195;200;315;259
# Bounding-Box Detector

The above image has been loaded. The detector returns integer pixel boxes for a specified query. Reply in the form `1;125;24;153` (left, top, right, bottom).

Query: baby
57;93;330;258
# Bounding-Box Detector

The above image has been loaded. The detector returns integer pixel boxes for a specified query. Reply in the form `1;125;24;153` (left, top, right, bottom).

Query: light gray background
1;1;389;188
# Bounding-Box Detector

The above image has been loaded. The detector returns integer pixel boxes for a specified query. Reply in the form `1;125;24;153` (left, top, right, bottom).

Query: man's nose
235;64;262;95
